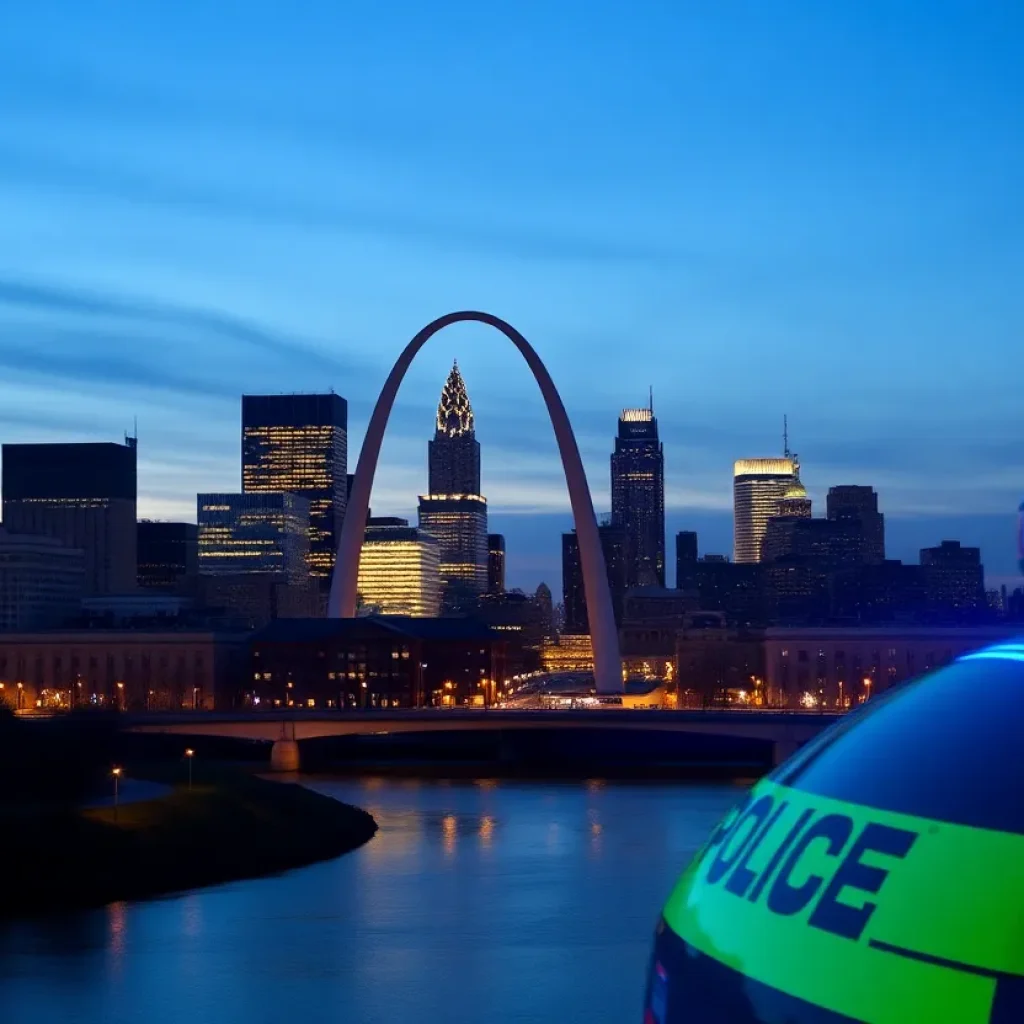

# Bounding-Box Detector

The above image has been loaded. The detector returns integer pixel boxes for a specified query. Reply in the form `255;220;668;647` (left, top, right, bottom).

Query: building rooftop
253;615;504;644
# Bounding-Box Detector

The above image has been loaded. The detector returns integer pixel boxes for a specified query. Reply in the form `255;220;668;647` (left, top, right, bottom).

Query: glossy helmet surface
644;642;1024;1023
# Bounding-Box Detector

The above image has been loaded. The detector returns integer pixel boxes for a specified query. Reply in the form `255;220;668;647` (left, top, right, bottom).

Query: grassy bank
0;765;377;920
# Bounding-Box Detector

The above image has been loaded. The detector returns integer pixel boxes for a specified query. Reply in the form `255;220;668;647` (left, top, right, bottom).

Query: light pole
116;680;125;711
184;748;195;790
16;682;23;711
417;662;428;707
111;766;122;822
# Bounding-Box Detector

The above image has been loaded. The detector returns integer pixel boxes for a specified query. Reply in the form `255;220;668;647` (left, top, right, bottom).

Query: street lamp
184;748;195;790
111;766;123;821
16;681;23;711
116;680;125;711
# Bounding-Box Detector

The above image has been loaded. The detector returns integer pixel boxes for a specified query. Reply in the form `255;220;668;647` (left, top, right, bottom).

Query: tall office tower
137;521;198;593
357;518;441;617
675;531;699;590
241;394;347;580
733;458;797;563
487;534;506;594
827;485;885;563
197;493;310;581
561;523;627;634
2;439;138;594
610;403;665;587
418;363;488;607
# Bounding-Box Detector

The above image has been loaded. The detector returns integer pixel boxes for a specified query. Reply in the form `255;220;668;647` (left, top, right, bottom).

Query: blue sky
0;2;1021;589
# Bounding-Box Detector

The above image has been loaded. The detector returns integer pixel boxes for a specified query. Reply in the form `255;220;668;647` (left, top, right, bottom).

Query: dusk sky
1;2;1021;590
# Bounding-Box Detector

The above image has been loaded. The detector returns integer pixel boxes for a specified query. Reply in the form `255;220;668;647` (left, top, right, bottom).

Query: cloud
0;276;357;376
0;142;687;266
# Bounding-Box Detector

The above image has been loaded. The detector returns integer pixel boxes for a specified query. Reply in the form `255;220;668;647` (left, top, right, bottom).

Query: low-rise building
248;616;507;709
0;628;251;711
762;625;1020;709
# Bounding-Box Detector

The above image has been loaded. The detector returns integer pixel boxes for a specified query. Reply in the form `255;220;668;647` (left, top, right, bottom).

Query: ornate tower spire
436;361;475;438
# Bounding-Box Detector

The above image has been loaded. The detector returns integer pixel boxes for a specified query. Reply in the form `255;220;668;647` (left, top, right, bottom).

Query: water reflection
479;814;495;846
0;777;742;1024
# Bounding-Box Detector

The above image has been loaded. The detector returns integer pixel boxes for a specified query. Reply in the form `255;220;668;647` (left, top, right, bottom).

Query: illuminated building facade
417;363;488;606
733;457;797;564
197;493;310;582
241;394;347;580
776;459;811;519
356;519;441;617
540;633;594;672
611;405;665;587
487;533;506;594
1;439;138;594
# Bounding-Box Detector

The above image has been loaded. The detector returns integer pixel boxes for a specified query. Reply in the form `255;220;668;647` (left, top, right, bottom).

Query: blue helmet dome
644;642;1024;1023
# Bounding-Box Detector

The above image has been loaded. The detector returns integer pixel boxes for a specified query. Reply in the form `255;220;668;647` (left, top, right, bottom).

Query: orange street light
184;748;195;790
111;766;123;819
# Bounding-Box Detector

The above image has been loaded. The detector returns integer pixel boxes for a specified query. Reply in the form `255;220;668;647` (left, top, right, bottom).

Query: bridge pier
270;739;300;772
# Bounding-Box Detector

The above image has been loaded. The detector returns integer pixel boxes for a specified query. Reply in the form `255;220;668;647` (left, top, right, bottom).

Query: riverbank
0;765;377;920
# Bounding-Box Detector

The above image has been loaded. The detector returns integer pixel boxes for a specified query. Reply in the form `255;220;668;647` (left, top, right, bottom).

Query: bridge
125;709;845;771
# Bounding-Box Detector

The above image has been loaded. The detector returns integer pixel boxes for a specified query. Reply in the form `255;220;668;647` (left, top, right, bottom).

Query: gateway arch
327;311;623;695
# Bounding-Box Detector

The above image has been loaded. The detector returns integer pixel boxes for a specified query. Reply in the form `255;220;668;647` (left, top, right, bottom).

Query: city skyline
0;4;1020;589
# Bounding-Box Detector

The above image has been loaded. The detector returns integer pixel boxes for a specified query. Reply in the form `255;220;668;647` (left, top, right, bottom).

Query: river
0;776;745;1024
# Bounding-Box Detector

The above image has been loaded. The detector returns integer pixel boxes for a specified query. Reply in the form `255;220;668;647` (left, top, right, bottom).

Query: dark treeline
0;709;121;807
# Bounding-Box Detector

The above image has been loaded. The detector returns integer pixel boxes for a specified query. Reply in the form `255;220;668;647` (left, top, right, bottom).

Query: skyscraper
733;458;797;563
675;530;698;590
611;403;665;587
827;485;885;563
487;533;506;594
418;363;488;607
2;439;138;594
241;393;347;580
562;523;627;634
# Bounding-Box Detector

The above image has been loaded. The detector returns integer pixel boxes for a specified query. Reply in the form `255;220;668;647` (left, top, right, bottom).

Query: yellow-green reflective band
663;779;1024;1024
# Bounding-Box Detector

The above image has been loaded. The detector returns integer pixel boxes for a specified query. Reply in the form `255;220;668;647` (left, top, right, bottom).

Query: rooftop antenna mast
783;414;790;459
649;385;654;413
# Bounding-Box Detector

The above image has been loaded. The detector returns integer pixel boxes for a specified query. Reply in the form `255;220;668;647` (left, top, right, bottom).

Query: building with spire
733;418;798;564
418;362;488;609
610;395;665;588
777;456;812;518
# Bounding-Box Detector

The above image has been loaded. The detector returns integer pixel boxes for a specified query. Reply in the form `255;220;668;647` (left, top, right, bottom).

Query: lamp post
184;748;195;790
116;680;125;711
111;766;123;822
16;681;23;711
862;676;872;702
